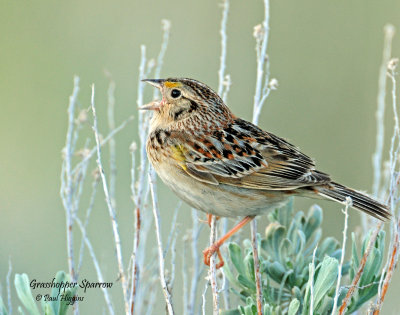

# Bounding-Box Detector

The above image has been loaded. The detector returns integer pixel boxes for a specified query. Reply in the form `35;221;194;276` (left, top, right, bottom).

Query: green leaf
313;256;338;310
244;252;255;282
263;222;286;261
14;274;40;315
223;261;242;288
58;277;77;315
318;237;339;258
288;298;300;315
304;205;322;239
265;261;285;283
238;275;256;291
43;303;56;315
351;232;359;270
360;247;381;286
49;271;66;315
229;243;247;277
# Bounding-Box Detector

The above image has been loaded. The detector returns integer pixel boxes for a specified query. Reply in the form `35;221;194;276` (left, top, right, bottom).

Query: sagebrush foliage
222;200;386;315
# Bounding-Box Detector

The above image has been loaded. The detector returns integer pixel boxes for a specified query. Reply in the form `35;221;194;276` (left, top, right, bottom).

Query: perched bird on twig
140;77;390;268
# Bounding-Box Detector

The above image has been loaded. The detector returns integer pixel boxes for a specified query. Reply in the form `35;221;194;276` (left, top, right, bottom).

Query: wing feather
170;118;330;190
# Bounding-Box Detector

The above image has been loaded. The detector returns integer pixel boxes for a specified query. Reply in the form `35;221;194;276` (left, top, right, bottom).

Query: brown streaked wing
170;118;331;189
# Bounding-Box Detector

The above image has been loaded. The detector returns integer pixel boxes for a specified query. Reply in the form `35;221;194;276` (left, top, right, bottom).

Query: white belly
154;161;288;218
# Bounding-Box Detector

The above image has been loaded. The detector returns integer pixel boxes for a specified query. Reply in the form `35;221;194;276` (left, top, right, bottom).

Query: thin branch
251;220;263;315
217;0;229;96
338;222;383;315
6;258;12;315
71;140;91;219
163;205;180;259
252;0;271;125
309;246;317;315
373;56;399;315
153;20;171;84
106;76;117;209
216;0;231;310
372;24;395;198
90;84;129;314
373;229;399;315
202;280;209;315
77;178;99;275
189;210;203;315
75;217;115;315
129;44;148;315
182;234;189;315
331;198;351;315
221;75;232;104
209;215;220;315
169;228;179;292
149;169;175;315
249;2;271;312
61;75;80;281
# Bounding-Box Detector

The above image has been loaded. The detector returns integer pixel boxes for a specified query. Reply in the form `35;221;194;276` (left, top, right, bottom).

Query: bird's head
140;78;233;130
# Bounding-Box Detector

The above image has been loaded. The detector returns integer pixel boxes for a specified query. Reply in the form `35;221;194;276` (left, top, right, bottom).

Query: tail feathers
316;182;391;221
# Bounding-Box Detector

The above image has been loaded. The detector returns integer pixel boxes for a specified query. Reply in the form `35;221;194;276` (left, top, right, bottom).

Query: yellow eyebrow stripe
164;81;181;88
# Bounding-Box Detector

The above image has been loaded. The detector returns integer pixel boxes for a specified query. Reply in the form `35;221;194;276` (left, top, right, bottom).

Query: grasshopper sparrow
140;77;390;268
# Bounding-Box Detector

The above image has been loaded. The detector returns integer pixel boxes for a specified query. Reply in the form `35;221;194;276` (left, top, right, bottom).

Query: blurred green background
1;0;400;314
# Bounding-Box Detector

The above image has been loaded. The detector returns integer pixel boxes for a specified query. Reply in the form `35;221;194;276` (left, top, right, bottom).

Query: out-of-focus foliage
221;200;386;315
0;271;76;315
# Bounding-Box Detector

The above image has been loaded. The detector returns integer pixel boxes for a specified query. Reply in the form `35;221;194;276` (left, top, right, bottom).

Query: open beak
142;79;164;89
138;101;161;111
138;79;165;110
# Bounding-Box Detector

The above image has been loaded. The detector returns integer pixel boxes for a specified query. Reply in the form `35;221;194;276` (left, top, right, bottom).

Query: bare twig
106;76;117;209
252;0;271;125
331;197;351;315
77;178;99;275
249;2;272;312
216;0;231;309
153;20;171;84
163;205;180;258
373;54;399;315
338;222;383;315
75;217;115;315
60;76;80;282
129;44;148;315
73;149;92;220
309;246;317;315
6;258;12;315
189;210;204;314
148;169;175;315
169;228;179;292
129;147;141;315
90;84;129;314
132;20;172;314
202;280;210;315
371;24;396;200
373;229;398;315
221;75;232;104
209;215;220;315
182;234;189;315
217;0;229;96
251;220;263;315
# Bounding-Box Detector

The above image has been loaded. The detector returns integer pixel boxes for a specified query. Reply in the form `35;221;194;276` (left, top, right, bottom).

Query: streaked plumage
141;77;390;267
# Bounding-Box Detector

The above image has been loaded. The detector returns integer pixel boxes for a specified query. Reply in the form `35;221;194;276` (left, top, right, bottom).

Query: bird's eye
171;89;181;98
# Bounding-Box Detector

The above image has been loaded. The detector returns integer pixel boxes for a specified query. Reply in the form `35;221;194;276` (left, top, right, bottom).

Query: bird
140;77;390;268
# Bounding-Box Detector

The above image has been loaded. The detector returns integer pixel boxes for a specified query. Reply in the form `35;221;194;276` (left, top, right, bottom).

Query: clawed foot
206;214;220;227
203;244;224;269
